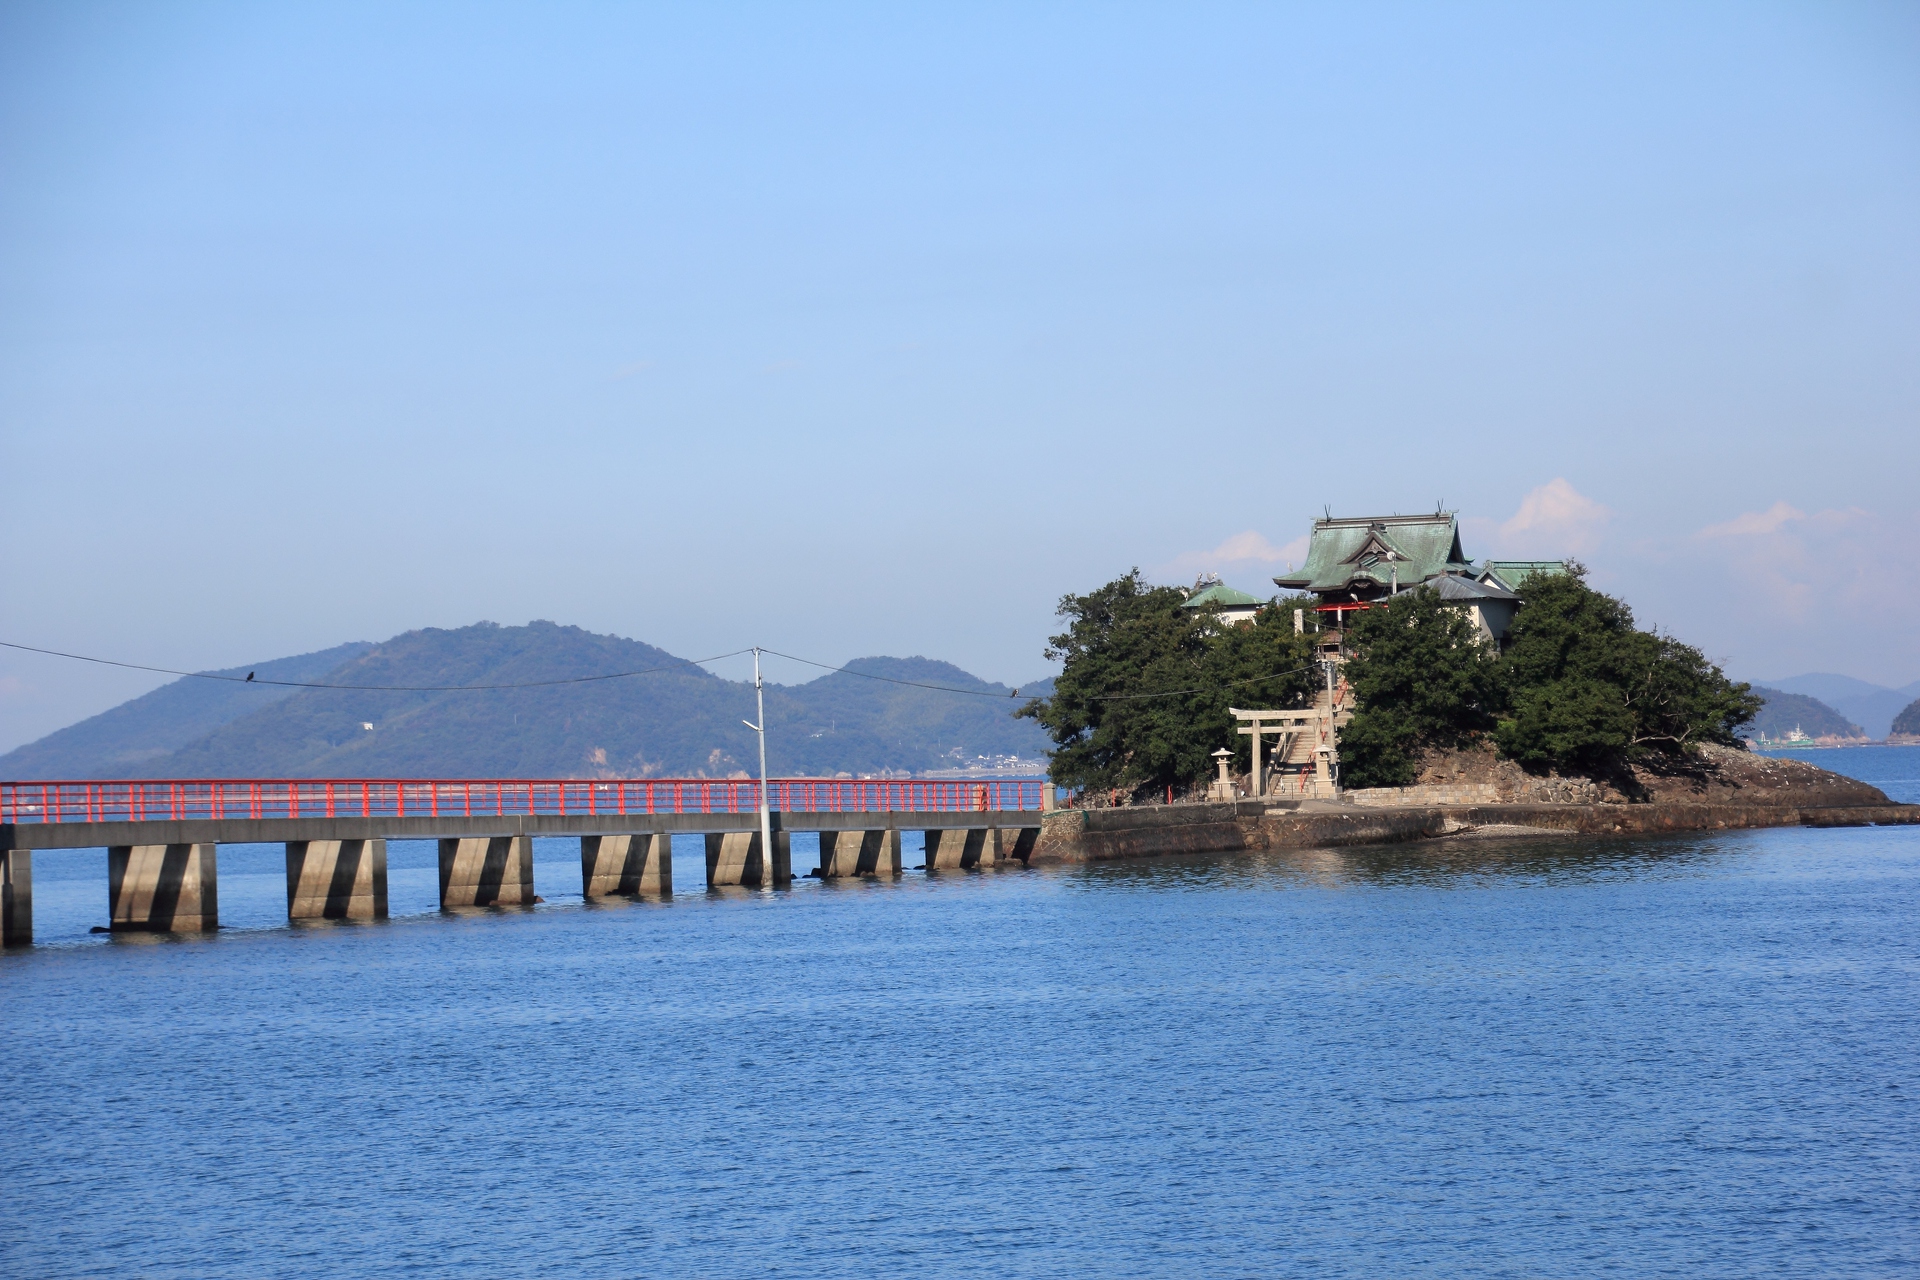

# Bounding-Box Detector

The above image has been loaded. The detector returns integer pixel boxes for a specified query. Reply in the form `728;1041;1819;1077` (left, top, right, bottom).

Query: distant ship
1756;726;1815;748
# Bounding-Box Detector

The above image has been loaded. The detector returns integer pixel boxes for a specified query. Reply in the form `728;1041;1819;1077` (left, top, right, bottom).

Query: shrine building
1271;511;1563;647
1178;573;1263;627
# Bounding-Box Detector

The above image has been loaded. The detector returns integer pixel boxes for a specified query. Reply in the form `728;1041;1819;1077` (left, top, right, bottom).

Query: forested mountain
0;642;375;777
1761;673;1920;741
0;623;1051;779
1749;687;1866;741
1892;698;1920;740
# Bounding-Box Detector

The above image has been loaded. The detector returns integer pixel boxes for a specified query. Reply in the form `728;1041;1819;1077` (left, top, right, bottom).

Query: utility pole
1322;656;1341;793
742;647;775;893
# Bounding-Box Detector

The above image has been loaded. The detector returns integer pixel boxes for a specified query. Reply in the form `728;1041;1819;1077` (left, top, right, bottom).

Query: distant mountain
1761;673;1920;741
0;623;1054;779
1749;687;1865;742
776;656;1053;775
1892;698;1920;741
0;642;374;778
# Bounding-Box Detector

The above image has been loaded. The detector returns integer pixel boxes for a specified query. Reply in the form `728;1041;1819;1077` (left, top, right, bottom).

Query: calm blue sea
3;747;1917;1277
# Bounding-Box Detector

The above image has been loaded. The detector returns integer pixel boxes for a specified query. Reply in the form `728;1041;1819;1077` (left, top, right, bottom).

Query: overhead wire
0;639;754;692
761;647;1319;702
1;639;1325;703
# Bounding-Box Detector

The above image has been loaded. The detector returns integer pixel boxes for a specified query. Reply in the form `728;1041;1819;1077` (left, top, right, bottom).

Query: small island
1021;510;1917;863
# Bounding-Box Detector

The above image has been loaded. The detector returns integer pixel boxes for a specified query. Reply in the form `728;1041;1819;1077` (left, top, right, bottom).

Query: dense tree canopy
1338;588;1500;788
1493;569;1760;771
1339;566;1759;783
1018;571;1317;797
1025;566;1759;796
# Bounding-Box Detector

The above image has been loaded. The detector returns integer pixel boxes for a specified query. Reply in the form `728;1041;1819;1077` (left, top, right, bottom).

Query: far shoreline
1755;742;1920;751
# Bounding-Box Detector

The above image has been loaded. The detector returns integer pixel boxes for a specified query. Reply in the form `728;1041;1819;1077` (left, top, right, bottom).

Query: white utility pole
743;647;774;892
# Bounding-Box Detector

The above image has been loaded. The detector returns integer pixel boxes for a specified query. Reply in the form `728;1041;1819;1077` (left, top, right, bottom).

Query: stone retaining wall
1347;783;1504;807
1028;798;1920;864
1035;802;1264;864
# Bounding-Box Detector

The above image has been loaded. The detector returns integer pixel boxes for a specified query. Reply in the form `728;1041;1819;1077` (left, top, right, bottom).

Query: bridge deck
0;809;1040;851
0;778;1053;943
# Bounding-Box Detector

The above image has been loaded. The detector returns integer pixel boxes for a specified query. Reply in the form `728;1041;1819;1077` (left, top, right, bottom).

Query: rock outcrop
1390;741;1888;808
1031;745;1911;864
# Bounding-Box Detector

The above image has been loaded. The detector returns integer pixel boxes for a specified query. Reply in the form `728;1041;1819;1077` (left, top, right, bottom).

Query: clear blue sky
3;1;1916;751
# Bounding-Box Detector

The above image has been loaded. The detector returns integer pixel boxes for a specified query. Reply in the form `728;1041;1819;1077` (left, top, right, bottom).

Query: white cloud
1498;478;1612;554
1698;501;1804;539
1684;504;1879;624
1208;530;1306;563
1162;529;1312;580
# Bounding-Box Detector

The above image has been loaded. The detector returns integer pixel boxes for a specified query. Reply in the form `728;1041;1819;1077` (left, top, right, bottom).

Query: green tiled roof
1478;560;1569;591
1181;581;1263;611
1271;514;1472;595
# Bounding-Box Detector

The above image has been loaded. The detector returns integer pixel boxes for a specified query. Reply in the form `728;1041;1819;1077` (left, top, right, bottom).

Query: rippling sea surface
4;749;1917;1277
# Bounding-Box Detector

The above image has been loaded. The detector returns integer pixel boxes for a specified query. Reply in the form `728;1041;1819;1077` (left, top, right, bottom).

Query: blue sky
2;1;1916;750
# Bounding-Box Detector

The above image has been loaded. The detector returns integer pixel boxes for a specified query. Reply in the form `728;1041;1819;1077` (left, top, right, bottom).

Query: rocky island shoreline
1030;745;1918;864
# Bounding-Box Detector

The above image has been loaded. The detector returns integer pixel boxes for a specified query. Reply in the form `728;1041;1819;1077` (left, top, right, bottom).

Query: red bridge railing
0;778;1047;826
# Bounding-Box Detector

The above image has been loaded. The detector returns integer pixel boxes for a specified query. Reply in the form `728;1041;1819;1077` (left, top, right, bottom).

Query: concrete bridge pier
818;828;903;878
864;828;904;876
1004;827;1040;863
438;835;536;907
924;827;1041;870
705;831;791;887
582;833;672;897
2;848;30;946
924;827;995;870
287;839;388;920
109;843;218;932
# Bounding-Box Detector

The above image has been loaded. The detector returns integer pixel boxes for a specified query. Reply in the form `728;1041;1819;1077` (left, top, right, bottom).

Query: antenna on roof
1323;504;1331;519
1436;498;1445;514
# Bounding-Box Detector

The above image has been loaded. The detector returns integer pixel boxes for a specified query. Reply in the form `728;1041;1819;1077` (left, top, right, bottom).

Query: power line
761;648;1317;703
1089;663;1320;702
758;648;1034;699
0;639;753;692
3;637;1317;703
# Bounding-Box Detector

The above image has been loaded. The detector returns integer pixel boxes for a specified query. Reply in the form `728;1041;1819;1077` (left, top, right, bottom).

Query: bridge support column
286;839;388;920
865;828;903;876
924;827;992;870
438;836;536;907
109;844;218;932
819;829;902;878
1005;827;1040;864
2;849;31;947
704;831;790;887
582;833;671;897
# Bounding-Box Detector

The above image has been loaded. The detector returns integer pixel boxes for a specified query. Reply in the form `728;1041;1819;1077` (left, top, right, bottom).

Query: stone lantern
1207;747;1236;801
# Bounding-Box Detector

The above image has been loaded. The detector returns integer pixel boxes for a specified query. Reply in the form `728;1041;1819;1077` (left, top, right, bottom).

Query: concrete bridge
0;777;1049;946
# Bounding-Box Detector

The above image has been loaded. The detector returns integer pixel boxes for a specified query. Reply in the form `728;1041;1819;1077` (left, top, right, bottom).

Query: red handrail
0;777;1049;824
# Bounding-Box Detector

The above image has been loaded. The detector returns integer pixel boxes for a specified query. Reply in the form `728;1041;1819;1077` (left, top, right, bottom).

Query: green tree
1494;567;1759;772
1018;572;1317;798
1338;588;1501;788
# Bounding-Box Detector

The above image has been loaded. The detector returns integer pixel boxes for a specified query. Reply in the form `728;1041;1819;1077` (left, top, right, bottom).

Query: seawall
1030;798;1920;864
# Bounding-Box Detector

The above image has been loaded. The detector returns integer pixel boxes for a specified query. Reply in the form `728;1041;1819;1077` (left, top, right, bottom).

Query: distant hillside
1892;698;1920;740
776;656;1053;774
0;623;1053;779
0;642;374;777
1761;673;1920;741
1750;687;1865;742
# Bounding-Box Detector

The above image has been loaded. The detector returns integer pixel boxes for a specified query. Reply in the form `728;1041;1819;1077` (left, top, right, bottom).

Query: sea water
2;749;1916;1276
